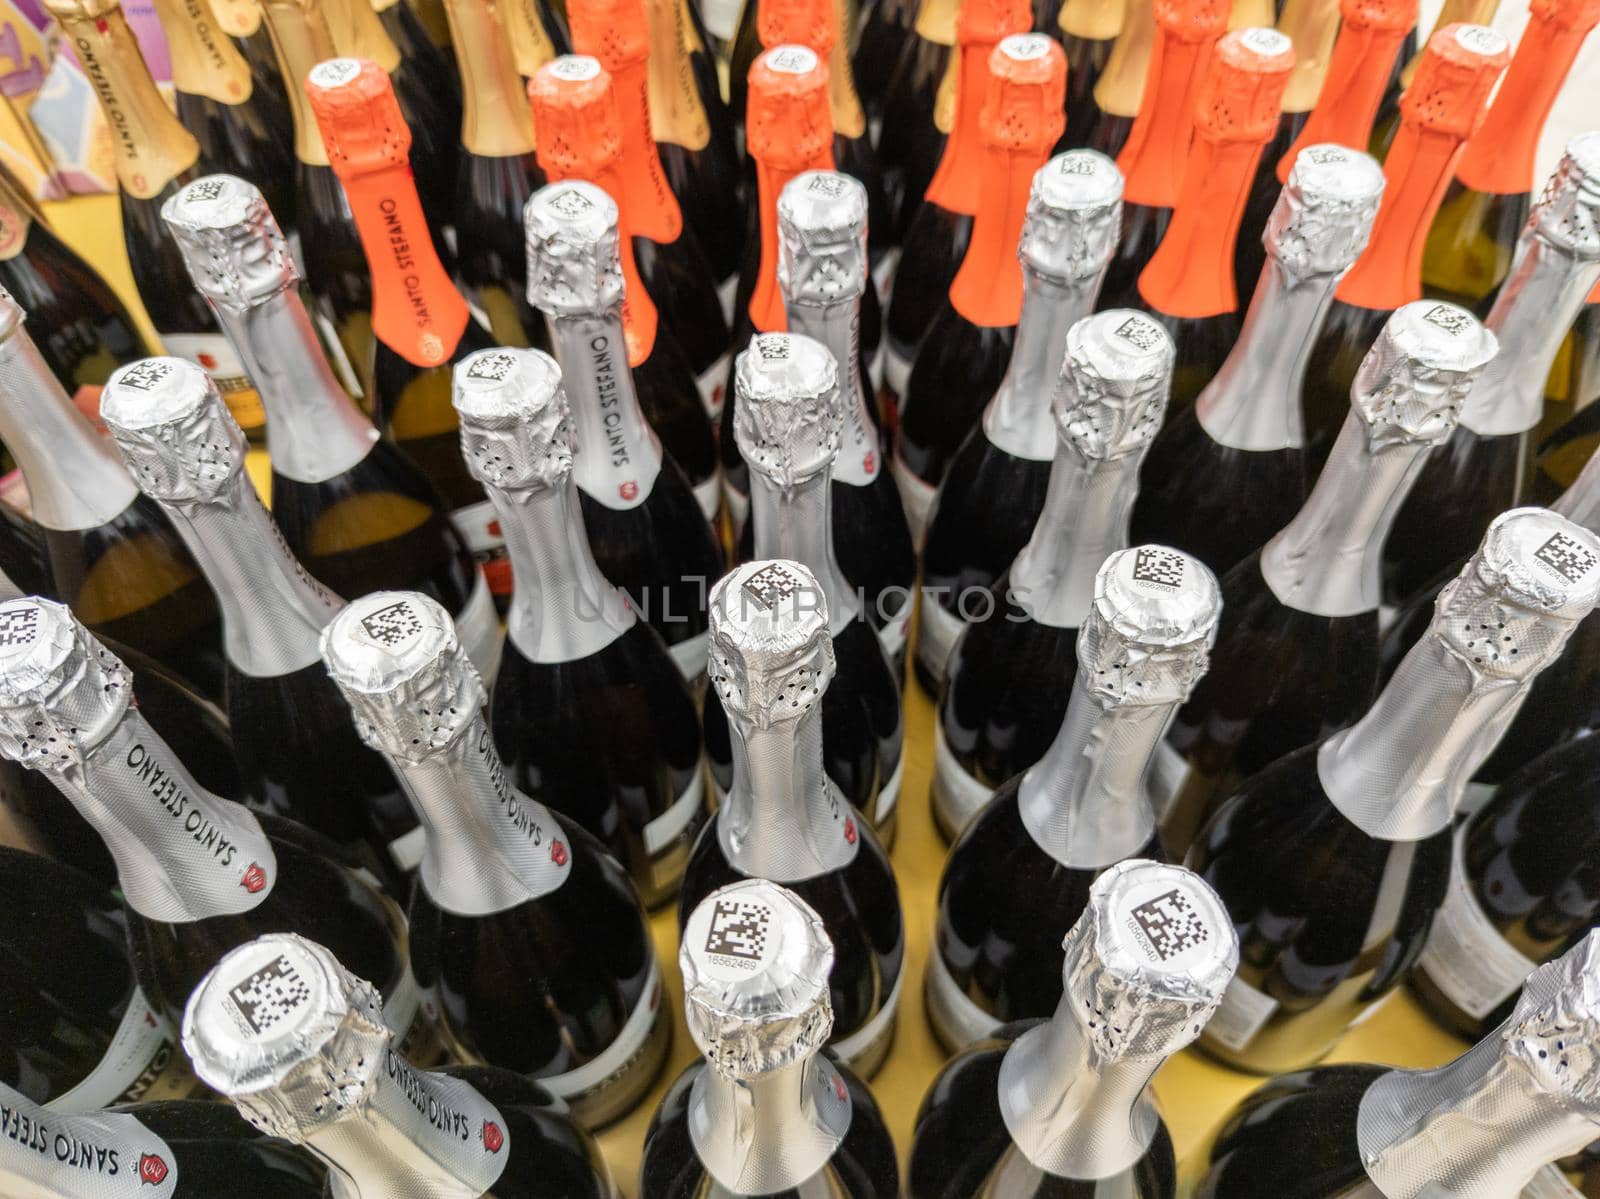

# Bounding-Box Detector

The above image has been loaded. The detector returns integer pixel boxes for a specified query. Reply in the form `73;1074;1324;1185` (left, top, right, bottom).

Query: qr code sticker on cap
742;563;803;610
0;606;39;648
704;899;772;963
228;954;312;1035
1132;547;1185;589
359;601;424;647
1129;889;1209;963
1535;531;1599;584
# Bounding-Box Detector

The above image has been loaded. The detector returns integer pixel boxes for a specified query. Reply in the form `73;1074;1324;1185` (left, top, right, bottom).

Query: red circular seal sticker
138;1153;170;1185
619;481;639;502
843;817;857;845
240;863;268;893
550;840;569;867
481;1120;504;1153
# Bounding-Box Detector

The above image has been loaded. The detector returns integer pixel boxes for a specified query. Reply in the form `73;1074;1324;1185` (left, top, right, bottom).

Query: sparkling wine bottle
0;596;432;1050
1384;136;1600;608
0;289;227;703
1157;300;1495;856
524;180;723;682
1196;931;1600;1198
928;547;1221;1049
0;1079;326;1197
526;57;722;517
1055;0;1125;149
679;561;905;1078
159;173;502;674
1080;0;1155;160
184;934;620;1190
375;0;464;142
893;33;1066;541
1130;143;1385;578
854;0;915;124
710;335;905;840
452;345;707;906
931;309;1173;843
209;0;296;116
0;846;198;1111
917;149;1122;694
99;356;421;881
642;880;900;1197
0;501;54;604
777;171;915;666
912;860;1237;1198
305;56;513;614
876;0;957;233
322;591;671;1128
1189;508;1600;1074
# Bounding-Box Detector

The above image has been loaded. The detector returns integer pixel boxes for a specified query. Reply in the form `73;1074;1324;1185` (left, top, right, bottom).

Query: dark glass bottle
185;934;621;1189
1080;0;1153;161
0;501;53;602
323;591;670;1128
1187;508;1600;1074
644;880;900;1198
932;309;1172;842
680;560;905;1079
912;861;1237;1199
1053;0;1124;149
875;0;956;233
854;0;915;122
928;547;1220;1048
376;0;465;143
1157;301;1494;857
917;149;1120;694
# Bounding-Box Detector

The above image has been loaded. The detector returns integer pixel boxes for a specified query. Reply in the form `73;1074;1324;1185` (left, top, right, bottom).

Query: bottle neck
1091;0;1155;119
260;0;336;165
1117;24;1217;209
948;143;1043;328
149;0;256;105
221;288;378;482
504;0;560;77
644;0;712;151
687;1054;850;1195
1016;672;1165;869
0;333;137;530
751;151;835;333
0;1083;180;1198
610;57;686;243
924;39;999;216
748;468;859;629
824;0;867;139
549;312;664;510
1259;411;1434;617
386;715;572;916
51;6;200;198
444;0;537;157
1280;16;1411;181
1277;0;1340;115
1553;451;1600;534
1459;233;1600;437
1196;253;1342;451
321;0;402;70
208;0;262;37
784;299;880;486
983;268;1102;462
1009;445;1143;629
1060;0;1124;40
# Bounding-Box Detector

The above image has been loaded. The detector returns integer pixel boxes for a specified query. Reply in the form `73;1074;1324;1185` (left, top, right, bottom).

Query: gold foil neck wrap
644;0;711;150
150;0;256;105
504;0;560;77
444;0;538;155
1059;0;1126;42
321;0;402;72
259;0;337;164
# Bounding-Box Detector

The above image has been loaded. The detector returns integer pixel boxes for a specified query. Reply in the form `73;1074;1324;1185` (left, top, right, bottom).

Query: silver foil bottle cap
452;347;574;493
0;596;130;774
100;357;244;503
1054;310;1174;461
0;284;24;342
1020;150;1124;283
681;878;835;1080
1349;301;1498;449
181;933;391;1138
320;590;483;766
1270;144;1386;277
732;332;844;487
524;180;624;317
708;560;836;727
161;174;298;315
777;170;868;308
1503;929;1600;1115
1076;546;1221;707
1528;131;1600;261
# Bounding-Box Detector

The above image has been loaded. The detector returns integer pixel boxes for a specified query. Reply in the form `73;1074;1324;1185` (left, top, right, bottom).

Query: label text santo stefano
378;197;435;328
0;1100;126;1178
123;742;242;866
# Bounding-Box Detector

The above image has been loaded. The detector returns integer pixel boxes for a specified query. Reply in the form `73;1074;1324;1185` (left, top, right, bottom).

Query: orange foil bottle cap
568;0;650;66
529;55;660;363
758;0;834;52
923;0;1032;214
1138;27;1295;317
306;57;470;368
978;32;1068;155
957;0;1033;44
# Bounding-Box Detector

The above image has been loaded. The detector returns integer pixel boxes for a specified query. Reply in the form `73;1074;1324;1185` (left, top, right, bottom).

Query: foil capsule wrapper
453;347;575;493
1270;144;1386;278
162;174;300;315
0;596;130;773
524;180;626;317
1350;301;1498;451
1019;150;1124;283
1054;310;1174;461
0;284;25;342
1528;131;1600;262
732;332;844;488
777;170;869;308
1504;929;1600;1113
100;357;246;504
1076;546;1222;707
708;560;836;727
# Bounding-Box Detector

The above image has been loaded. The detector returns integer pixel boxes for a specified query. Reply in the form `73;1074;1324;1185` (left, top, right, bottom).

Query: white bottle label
700;0;741;40
1203;975;1280;1052
0;1087;180;1196
161;333;263;431
874;752;904;824
45;989;187;1114
931;721;996;840
828;963;902;1070
642;766;706;856
923;943;1002;1052
538;958;663;1102
891;450;937;548
696;354;730;422
1416;827;1538;1020
668;628;712;685
883;342;913;403
915;588;966;687
876;600;911;663
451;569;504;684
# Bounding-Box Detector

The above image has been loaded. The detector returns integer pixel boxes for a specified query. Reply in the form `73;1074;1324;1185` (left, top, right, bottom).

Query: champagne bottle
1385;136;1600;608
1189;508;1600;1074
0;164;144;399
0;1079;326;1196
375;0;465;143
710;334;905;840
37;0;267;440
881;0;1031;405
928;547;1221;1049
452;346;707;906
0;847;198;1111
911;860;1238;1198
1421;0;1600;314
931;309;1173;843
1196;931;1600;1198
1081;0;1155;160
877;0;957;227
893;33;1066;541
680;561;905;1079
305;57;513;614
855;0;915;125
1158;300;1495;856
1123;28;1295;411
918;149;1122;694
641;880;900;1197
184;934;621;1190
1130;143;1385;578
526;57;722;516
525;180;724;682
0;289;227;703
99;356;422;881
777;170;916;666
1056;0;1126;149
0;596;431;1049
322;592;671;1128
208;0;295;115
1300;24;1510;463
